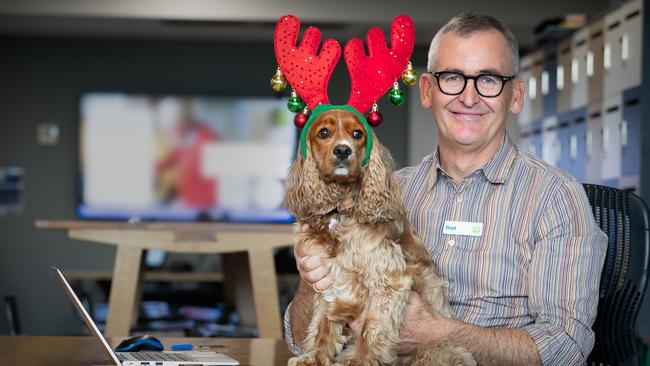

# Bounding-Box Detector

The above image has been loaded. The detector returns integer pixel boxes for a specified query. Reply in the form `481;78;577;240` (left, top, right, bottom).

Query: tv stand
36;220;294;338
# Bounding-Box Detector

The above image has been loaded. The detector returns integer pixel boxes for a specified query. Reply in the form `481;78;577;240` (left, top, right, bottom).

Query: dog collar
299;104;374;166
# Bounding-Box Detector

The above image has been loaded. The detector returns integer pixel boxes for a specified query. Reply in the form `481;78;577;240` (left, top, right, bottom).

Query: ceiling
0;0;617;51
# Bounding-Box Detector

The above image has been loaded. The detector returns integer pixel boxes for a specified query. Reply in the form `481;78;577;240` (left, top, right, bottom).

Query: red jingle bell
366;111;383;127
294;113;309;128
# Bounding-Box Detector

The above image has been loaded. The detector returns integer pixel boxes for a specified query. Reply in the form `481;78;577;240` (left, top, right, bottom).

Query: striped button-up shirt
395;135;607;365
284;136;607;365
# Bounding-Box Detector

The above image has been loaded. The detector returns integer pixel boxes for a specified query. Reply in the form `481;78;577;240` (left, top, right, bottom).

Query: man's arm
520;179;607;365
287;281;317;346
284;232;336;352
396;292;542;366
448;322;541;365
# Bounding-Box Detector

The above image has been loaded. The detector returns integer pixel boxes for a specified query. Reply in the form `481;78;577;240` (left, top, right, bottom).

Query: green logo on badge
472;225;481;234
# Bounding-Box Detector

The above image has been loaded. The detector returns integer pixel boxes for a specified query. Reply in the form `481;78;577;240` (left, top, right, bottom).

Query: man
285;13;607;366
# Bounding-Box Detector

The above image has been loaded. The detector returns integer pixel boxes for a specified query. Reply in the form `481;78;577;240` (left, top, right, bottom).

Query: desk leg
248;247;282;339
223;253;255;328
105;245;144;337
250;338;277;365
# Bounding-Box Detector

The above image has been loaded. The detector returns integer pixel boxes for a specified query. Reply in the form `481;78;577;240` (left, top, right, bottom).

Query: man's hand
395;292;541;365
396;292;453;355
294;224;335;292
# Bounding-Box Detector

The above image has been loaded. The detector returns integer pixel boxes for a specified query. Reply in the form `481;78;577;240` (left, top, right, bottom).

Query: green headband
299;104;374;166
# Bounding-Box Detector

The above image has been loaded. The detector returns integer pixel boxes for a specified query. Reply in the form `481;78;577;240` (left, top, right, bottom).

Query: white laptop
51;266;239;366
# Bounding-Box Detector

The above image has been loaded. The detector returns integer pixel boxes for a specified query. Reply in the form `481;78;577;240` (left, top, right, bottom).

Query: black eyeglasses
429;71;515;98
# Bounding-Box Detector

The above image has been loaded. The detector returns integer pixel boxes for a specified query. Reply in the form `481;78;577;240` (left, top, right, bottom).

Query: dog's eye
352;130;363;139
318;128;330;138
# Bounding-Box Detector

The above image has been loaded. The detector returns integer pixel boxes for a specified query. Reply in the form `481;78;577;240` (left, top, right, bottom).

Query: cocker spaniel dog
284;108;475;366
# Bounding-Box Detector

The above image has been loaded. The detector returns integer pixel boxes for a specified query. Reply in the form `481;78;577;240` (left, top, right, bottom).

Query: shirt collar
426;135;516;190
480;135;517;184
426;149;443;191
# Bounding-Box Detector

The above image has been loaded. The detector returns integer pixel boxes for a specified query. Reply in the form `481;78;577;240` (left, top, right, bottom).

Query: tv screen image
79;93;297;222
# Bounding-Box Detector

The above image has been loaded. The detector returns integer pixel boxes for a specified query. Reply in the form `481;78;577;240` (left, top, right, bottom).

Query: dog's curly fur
285;109;475;366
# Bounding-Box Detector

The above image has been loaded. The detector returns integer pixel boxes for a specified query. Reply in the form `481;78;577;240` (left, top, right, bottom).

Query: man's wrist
429;312;463;342
407;307;456;344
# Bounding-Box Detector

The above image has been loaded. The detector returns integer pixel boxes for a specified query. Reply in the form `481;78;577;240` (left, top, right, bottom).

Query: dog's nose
333;144;352;160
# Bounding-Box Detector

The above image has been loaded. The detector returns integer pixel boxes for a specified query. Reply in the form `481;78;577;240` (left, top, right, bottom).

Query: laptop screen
50;266;121;365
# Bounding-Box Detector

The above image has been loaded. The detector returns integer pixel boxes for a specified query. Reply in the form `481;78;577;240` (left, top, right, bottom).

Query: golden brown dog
284;109;475;366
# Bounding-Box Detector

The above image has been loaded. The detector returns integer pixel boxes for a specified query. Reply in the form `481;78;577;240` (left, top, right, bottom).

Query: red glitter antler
274;15;341;110
345;15;415;114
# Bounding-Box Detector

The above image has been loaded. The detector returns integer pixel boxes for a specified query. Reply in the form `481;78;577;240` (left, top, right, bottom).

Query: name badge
443;220;483;237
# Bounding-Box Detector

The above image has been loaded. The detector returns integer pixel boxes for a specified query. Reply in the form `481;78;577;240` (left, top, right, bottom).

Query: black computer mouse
115;334;164;352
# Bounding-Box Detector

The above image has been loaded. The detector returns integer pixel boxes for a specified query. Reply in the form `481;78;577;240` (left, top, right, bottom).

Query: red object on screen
157;121;219;208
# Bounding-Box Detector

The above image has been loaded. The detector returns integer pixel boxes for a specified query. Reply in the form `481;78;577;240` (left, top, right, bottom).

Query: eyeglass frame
428;71;516;98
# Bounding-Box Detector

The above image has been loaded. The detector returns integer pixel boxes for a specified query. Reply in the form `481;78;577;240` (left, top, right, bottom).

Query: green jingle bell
287;98;302;112
287;91;305;112
388;83;405;106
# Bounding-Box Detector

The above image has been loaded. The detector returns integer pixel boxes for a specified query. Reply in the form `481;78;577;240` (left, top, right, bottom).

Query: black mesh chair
583;184;650;366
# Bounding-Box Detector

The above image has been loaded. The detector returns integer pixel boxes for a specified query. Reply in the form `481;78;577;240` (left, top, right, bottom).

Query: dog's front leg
289;295;345;366
335;284;411;366
401;220;454;319
412;264;453;319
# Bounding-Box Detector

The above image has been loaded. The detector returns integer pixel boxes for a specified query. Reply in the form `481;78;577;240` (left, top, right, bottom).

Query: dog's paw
332;360;380;366
410;341;476;366
288;355;314;366
288;354;331;366
331;361;354;366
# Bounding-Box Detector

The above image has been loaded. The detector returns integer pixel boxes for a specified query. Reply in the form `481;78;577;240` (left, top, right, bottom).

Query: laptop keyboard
118;352;195;362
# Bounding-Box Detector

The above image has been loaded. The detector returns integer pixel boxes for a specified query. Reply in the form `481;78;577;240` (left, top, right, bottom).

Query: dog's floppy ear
284;142;341;227
356;135;403;223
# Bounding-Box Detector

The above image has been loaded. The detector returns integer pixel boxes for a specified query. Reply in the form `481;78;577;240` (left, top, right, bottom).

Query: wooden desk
0;336;293;366
36;220;296;339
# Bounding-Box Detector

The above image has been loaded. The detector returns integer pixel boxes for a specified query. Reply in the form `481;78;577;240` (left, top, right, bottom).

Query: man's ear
510;78;525;114
419;73;435;110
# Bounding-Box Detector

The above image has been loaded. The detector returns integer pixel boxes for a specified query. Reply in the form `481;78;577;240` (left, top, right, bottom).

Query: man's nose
333;144;352;160
459;79;480;106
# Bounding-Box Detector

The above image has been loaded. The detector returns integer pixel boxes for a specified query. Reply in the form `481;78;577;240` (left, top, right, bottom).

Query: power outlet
37;123;60;146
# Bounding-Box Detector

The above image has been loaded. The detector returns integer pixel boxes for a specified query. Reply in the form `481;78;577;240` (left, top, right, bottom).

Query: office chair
583;184;650;366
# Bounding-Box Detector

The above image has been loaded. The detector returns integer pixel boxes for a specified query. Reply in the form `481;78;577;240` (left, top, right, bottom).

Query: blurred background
0;0;648;349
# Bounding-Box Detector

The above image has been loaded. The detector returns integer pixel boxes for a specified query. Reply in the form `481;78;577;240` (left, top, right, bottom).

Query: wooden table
0;336;293;366
36;220;296;339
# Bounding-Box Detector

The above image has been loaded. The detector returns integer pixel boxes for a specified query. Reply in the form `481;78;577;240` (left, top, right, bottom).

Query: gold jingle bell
401;61;418;86
270;67;287;92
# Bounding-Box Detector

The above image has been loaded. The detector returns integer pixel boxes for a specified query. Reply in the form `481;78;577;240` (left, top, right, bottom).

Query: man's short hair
427;13;520;75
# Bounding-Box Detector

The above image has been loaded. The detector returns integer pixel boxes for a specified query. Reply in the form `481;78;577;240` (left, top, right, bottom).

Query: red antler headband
345;15;416;114
271;14;417;163
273;14;341;110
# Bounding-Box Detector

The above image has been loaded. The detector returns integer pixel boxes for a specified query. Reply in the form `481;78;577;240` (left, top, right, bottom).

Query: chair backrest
583;184;650;366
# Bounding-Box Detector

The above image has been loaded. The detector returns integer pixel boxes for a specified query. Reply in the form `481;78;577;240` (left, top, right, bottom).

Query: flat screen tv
78;92;297;222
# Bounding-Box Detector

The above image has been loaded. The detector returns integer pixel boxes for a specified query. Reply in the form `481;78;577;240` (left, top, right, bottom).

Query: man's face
419;29;524;153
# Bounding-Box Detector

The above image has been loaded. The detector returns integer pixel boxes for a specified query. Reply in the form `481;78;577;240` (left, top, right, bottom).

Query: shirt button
448;239;455;246
456;195;463;202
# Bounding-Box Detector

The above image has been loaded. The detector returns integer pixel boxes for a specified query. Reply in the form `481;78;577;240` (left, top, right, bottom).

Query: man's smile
451;111;486;121
448;107;489;122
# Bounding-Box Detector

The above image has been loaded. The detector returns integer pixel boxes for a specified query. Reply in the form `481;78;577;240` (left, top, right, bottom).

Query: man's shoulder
394;165;418;180
513;146;580;189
